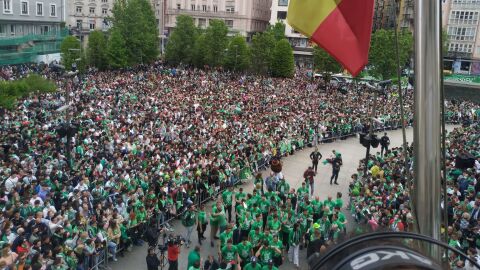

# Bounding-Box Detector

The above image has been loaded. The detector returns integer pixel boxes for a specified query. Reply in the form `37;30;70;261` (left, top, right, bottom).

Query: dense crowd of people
349;123;480;269
0;62;479;270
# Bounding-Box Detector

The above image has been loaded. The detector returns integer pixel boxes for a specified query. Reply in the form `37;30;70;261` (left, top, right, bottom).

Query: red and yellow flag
287;0;375;77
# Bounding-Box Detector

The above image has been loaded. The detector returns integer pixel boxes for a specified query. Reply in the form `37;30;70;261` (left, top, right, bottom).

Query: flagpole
392;0;410;191
414;0;442;259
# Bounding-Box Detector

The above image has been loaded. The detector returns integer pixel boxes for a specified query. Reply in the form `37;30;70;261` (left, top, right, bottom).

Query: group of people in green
183;171;347;270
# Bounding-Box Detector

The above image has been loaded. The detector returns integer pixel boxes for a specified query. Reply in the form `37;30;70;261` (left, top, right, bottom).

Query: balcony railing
166;8;245;19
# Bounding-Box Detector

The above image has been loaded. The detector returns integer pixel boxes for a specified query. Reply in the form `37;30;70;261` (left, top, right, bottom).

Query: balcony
166;8;246;19
451;2;480;10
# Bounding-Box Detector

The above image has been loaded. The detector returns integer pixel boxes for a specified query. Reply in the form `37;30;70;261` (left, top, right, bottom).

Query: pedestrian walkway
111;126;424;270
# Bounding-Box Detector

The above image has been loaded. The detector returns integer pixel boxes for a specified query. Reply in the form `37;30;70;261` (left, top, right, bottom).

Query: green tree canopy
250;32;276;75
107;29;128;69
87;30;108;70
313;46;342;74
60;36;81;71
271;39;295;78
111;0;159;66
268;21;286;41
369;29;413;79
224;35;250;72
204;19;229;67
192;32;208;68
165;15;198;65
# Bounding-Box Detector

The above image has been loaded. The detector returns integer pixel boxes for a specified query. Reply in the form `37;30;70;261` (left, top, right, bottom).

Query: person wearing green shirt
297;182;309;200
236;237;253;267
288;223;302;268
221;239;240;266
248;226;264;251
259;195;270;230
235;188;247;205
276;178;290;203
211;200;226;247
261;261;279;270
267;214;282;235
197;204;208;245
222;186;234;223
335;192;344;209
219;225;234;250
235;199;247;227
182;204;197;248
243;257;262;270
271;234;284;266
187;246;201;269
255;241;280;266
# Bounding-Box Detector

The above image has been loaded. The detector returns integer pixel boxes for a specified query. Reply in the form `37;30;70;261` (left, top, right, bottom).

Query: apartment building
442;0;480;74
164;0;272;39
270;0;312;67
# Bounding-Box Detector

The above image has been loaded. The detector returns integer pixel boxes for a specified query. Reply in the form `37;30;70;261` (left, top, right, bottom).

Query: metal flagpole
414;0;442;259
392;0;410;190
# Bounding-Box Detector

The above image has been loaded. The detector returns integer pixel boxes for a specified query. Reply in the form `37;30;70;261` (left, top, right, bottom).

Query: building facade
442;0;480;74
0;0;67;65
66;0;113;44
270;0;312;68
372;0;413;31
164;0;272;39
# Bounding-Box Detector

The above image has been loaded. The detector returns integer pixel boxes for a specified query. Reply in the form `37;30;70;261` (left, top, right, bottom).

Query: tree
60;36;81;71
250;32;276;75
313;46;342;84
165;15;198;65
268;21;286;41
87;30;108;70
271;39;295;78
107;29;128;69
192;32;208;68
111;0;159;66
204;19;229;67
369;29;413;79
224;35;250;72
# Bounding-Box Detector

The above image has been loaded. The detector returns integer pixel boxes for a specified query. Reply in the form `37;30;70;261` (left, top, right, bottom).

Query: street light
360;80;392;176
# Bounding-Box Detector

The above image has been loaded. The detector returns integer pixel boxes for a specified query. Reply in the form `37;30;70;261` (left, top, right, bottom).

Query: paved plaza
110;126;453;270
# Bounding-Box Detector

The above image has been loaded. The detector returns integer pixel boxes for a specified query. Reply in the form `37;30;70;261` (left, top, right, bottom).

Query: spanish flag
287;0;375;77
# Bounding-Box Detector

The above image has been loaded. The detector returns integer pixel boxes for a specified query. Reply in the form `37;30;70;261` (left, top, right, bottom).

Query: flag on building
287;0;375;77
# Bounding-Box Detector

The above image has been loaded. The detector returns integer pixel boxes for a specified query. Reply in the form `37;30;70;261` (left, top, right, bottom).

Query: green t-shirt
219;230;233;247
261;265;279;270
248;230;264;247
244;262;262;270
259;200;270;213
259;247;275;264
221;246;238;262
198;210;207;224
182;210;196;227
236;241;253;259
187;251;201;268
236;191;247;203
222;190;233;206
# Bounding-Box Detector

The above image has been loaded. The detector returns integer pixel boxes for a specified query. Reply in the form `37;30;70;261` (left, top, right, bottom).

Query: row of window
179;4;229;13
75;6;108;15
3;0;56;17
448;42;474;53
76;19;108;30
452;0;480;5
0;24;56;37
449;10;479;25
188;17;234;29
447;26;477;41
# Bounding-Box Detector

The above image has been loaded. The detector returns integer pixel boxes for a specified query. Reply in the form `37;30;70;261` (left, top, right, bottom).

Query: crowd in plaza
0;62;479;270
349;122;480;269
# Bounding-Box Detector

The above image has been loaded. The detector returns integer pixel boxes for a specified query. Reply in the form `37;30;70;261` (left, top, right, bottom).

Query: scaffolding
0;29;68;66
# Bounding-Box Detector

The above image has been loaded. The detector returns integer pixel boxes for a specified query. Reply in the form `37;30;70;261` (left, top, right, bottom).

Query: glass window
76;6;82;13
277;11;287;20
36;3;43;16
278;0;288;6
50;4;56;16
102;8;107;15
90;7;95;14
21;1;29;15
225;20;233;28
3;0;12;13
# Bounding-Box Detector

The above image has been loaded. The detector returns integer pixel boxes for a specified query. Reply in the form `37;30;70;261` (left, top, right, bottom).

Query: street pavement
109;125;455;270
